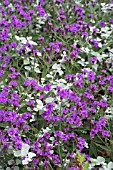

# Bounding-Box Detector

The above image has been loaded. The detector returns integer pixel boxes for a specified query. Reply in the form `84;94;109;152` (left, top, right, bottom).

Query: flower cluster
0;0;113;169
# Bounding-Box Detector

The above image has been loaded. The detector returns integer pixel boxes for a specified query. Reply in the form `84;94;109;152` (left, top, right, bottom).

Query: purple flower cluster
0;0;113;169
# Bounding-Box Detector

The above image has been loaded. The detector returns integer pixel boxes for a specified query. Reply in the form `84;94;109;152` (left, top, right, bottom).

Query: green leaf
83;161;89;170
89;141;97;157
99;41;112;53
44;90;53;100
14;166;19;170
16;159;21;165
95;143;111;152
6;168;11;170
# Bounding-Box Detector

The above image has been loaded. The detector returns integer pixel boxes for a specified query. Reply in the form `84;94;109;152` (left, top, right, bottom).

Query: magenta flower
100;21;105;27
102;130;110;137
87;71;95;81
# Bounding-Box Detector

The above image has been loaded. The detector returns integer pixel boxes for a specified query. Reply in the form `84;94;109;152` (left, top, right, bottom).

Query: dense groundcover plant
0;0;113;169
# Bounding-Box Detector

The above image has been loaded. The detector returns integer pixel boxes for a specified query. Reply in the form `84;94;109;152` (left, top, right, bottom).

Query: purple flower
14;140;22;149
28;9;34;15
88;14;93;18
22;112;32;119
3;0;9;6
46;102;54;113
9;80;18;87
73;80;83;88
7;128;19;136
107;86;113;92
99;117;106;127
2;143;9;150
87;71;95;81
82;32;88;37
90;56;97;63
44;84;51;91
54;130;63;137
0;69;4;77
43;160;49;166
33;158;39;164
93;40;98;47
39;0;44;6
109;19;113;23
90;84;97;90
35;6;46;16
69;23;77;33
59;8;64;15
28;100;35;106
38;36;44;41
102;130;110;137
100;21;105;27
80;110;88;118
66;117;74;124
10;42;17;48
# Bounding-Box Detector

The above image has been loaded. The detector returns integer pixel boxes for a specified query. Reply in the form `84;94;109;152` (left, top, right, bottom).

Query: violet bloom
7;128;19;136
10;42;17;48
14;140;22;149
22;112;32;119
34;85;42;91
74;80;83;88
93;28;97;33
43;160;49;166
100;21;105;27
0;70;4;77
8;7;13;14
69;23;77;33
82;32;88;37
107;86;113;92
44;84;51;91
99;116;106;127
88;13;93;18
39;0;44;5
77;137;85;151
28;100;35;106
3;0;9;6
46;102;54;113
59;8;64;15
52;154;60;164
28;9;34;15
110;79;113;85
80;110;88;118
93;40;98;47
102;130;110;137
31;79;37;87
38;36;44;41
4;110;17;122
2;143;9;150
66;117;74;124
33;158;39;164
90;128;98;138
65;74;75;80
109;19;113;23
35;6;46;17
87;71;95;81
90;56;97;63
90;84;97;90
25;14;31;21
9;80;18;87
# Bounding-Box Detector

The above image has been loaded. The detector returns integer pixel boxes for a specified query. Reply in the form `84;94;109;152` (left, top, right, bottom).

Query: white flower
22;152;36;165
